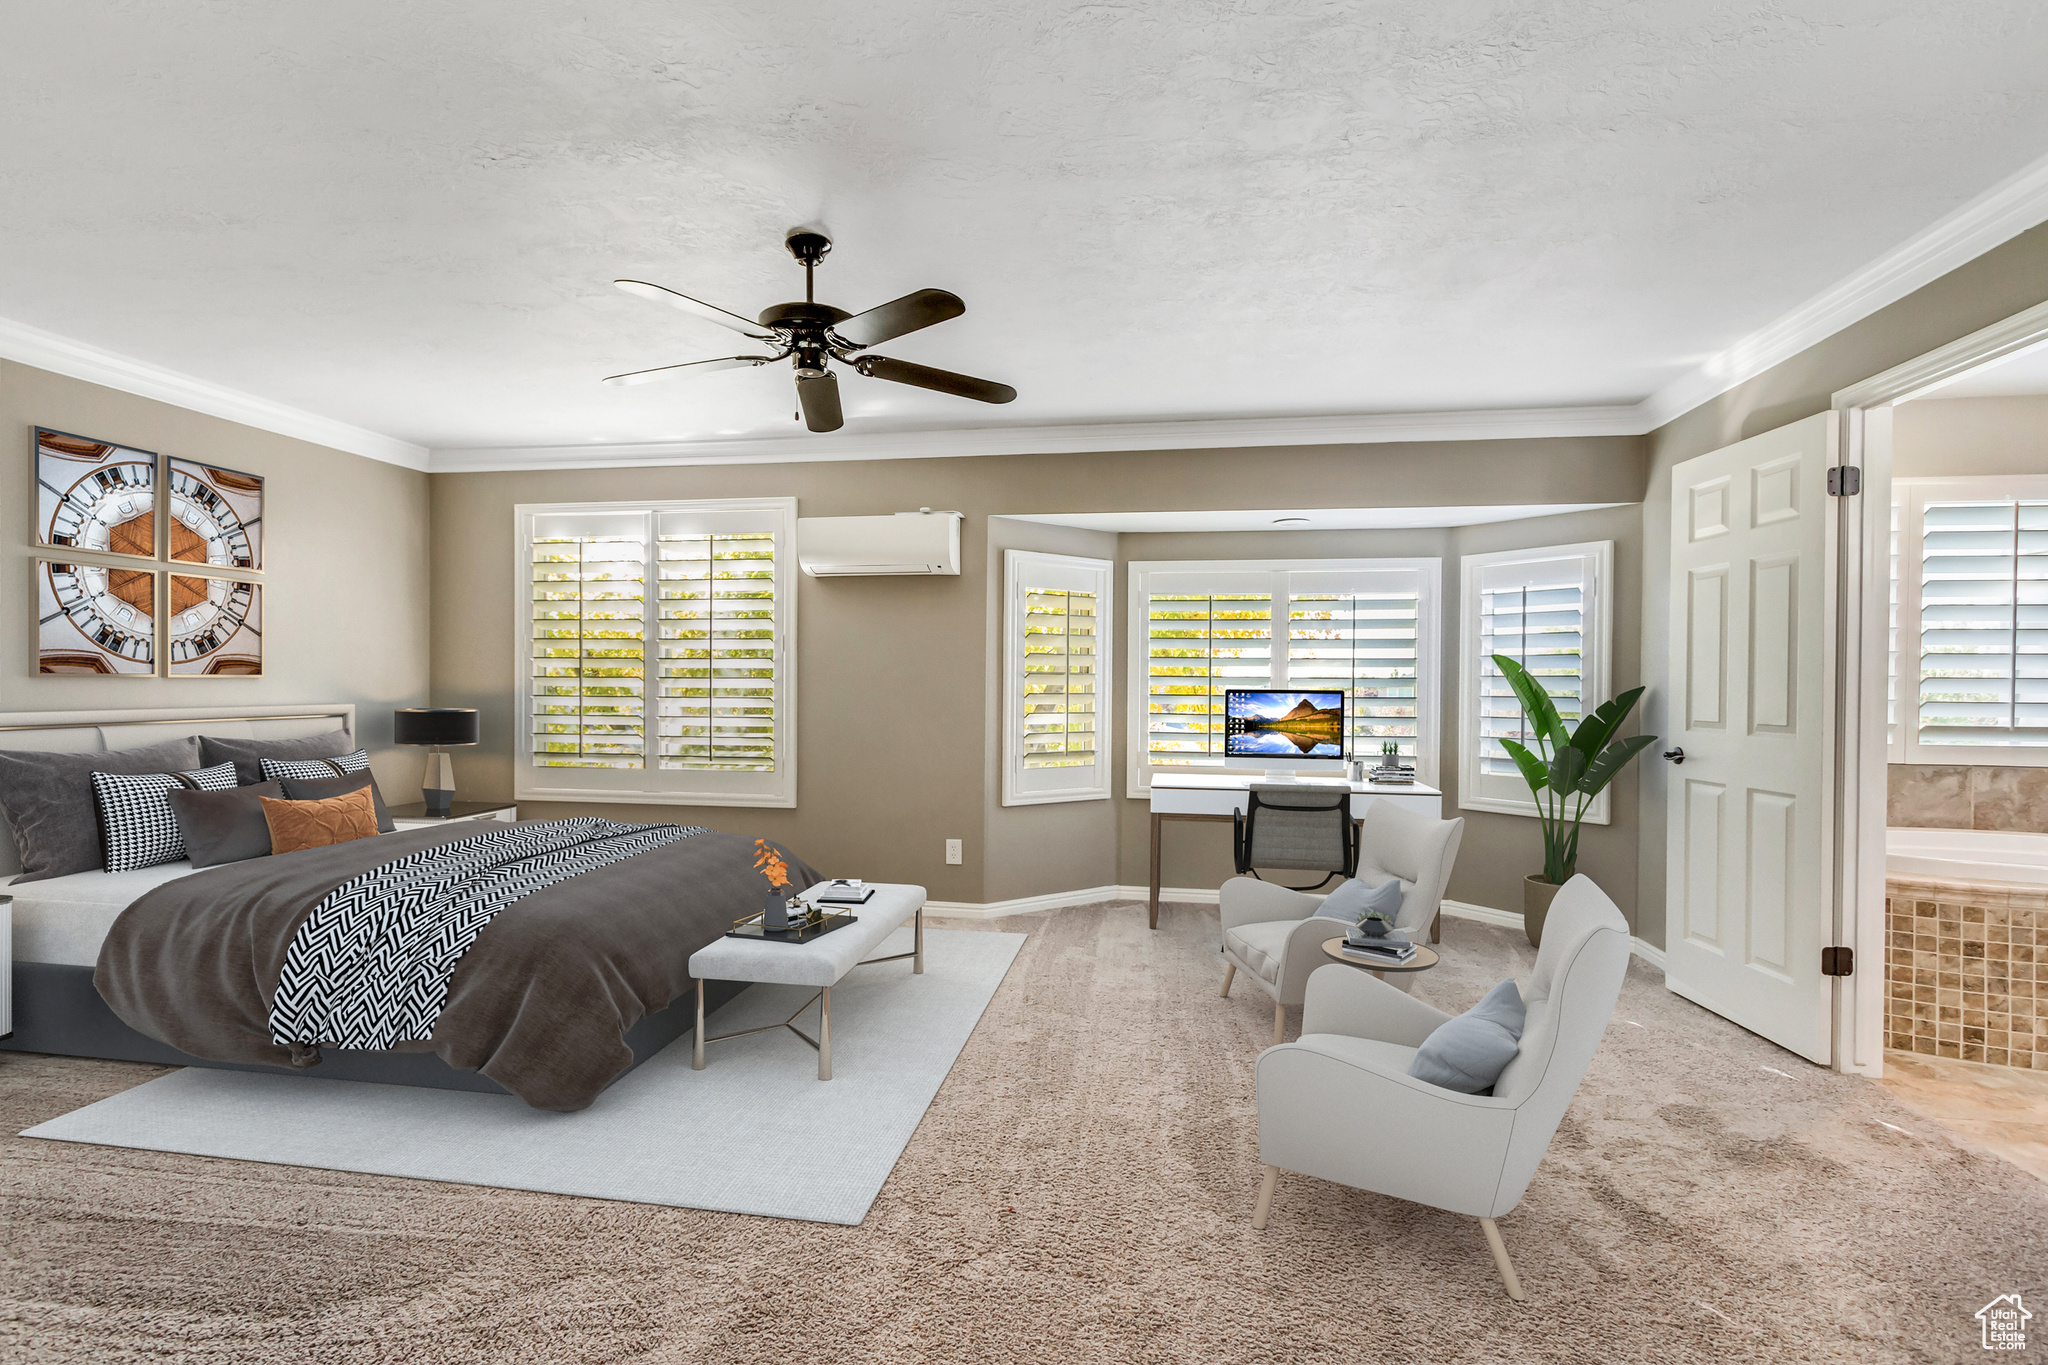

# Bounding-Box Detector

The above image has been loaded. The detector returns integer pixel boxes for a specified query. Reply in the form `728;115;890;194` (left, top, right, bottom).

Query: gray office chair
1231;783;1358;892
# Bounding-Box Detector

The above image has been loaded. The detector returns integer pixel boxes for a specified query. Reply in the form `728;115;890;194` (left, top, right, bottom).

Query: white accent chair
1219;803;1464;1043
1249;874;1631;1300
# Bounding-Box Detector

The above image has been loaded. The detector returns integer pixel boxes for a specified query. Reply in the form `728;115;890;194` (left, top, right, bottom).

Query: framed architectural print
167;457;263;571
166;574;262;676
38;559;157;675
35;427;160;559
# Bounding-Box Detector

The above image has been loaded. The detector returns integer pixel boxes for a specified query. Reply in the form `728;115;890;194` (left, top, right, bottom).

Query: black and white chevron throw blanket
269;818;706;1053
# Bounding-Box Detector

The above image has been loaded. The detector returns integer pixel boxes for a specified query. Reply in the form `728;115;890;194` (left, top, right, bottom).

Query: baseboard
1438;898;1522;929
1440;899;1667;969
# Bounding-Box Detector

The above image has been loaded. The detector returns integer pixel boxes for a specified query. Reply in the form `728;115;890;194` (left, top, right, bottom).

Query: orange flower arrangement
753;839;791;891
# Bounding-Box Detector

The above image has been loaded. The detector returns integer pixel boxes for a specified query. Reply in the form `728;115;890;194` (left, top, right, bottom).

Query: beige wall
1894;394;2048;477
429;435;1644;904
1636;221;2048;948
1;359;433;791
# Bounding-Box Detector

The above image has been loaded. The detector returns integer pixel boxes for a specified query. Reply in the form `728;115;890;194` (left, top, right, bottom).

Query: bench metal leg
819;986;832;1080
693;977;706;1070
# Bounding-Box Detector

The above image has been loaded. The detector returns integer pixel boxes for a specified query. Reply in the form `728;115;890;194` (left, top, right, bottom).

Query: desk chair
1231;783;1358;892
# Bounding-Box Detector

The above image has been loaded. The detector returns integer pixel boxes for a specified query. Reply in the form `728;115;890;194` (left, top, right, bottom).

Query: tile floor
1880;1048;2048;1182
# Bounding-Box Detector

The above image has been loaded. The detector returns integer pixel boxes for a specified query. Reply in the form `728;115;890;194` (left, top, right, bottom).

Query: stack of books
1341;936;1418;966
1368;763;1416;785
809;878;875;906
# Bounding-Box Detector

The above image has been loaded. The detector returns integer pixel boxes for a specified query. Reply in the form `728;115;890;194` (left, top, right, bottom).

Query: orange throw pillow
261;786;381;854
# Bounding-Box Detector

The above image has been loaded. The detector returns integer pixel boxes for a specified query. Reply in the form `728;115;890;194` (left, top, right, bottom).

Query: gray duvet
95;821;818;1111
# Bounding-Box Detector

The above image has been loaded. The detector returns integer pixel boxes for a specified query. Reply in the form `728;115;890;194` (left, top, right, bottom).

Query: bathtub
1886;826;2048;886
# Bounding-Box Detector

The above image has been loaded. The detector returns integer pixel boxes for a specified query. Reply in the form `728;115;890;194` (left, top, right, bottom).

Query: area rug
18;926;1022;1225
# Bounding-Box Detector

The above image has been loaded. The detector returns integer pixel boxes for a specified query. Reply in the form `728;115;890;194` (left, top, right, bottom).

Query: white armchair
1249;875;1631;1300
1219;803;1464;1043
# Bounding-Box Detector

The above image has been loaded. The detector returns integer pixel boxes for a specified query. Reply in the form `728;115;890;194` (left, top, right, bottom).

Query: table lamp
394;707;480;815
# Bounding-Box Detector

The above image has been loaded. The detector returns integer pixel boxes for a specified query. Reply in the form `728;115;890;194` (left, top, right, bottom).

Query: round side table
1321;937;1440;982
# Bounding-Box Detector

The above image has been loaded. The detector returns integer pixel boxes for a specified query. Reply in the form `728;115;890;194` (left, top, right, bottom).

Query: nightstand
389;801;518;831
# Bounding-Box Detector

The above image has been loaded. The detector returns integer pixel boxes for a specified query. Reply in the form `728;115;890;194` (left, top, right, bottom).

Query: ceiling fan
603;229;1016;433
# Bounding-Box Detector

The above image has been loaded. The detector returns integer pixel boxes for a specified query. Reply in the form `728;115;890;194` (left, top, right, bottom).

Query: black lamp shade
394;707;480;747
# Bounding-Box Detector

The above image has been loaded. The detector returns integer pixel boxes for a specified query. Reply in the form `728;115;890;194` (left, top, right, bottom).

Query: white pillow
1313;876;1405;925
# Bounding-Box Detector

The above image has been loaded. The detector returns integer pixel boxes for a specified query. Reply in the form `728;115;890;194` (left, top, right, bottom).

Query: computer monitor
1222;689;1347;778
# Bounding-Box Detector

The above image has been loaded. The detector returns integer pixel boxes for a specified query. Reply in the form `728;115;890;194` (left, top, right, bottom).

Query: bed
0;705;813;1111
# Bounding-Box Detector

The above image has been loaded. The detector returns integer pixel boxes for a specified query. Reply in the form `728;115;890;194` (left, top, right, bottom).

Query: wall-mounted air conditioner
797;509;964;577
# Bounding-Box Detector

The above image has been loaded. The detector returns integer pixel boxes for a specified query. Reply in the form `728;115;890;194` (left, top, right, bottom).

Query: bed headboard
0;703;357;878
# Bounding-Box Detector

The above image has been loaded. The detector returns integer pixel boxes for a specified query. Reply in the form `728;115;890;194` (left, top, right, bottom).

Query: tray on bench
726;908;858;943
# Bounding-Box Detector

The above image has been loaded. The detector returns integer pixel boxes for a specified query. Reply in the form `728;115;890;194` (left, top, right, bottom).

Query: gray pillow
1408;979;1527;1094
201;729;354;786
167;781;283;868
279;769;396;834
1314;876;1405;925
0;735;204;882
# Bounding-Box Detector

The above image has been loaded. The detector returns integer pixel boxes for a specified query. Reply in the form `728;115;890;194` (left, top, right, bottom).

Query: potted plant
1491;654;1658;947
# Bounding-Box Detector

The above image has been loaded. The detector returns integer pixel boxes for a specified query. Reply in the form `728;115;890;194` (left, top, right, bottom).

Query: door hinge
1826;465;1861;497
1821;945;1855;976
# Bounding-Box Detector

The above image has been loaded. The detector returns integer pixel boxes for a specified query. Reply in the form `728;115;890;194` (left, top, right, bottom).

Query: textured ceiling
3;2;2048;452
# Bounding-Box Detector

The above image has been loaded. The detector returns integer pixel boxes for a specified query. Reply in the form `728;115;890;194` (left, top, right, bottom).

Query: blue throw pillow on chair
1407;979;1527;1094
1313;876;1405;925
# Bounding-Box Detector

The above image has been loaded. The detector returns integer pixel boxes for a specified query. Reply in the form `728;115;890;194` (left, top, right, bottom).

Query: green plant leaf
1568;686;1645;764
1546;743;1589;795
1492;653;1566;751
1498;737;1549;794
1580;733;1660;797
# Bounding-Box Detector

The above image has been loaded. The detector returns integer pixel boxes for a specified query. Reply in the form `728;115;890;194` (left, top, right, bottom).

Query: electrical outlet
945;838;963;865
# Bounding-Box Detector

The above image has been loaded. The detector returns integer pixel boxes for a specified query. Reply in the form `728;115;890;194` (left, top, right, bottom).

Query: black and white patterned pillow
260;749;371;782
91;763;241;873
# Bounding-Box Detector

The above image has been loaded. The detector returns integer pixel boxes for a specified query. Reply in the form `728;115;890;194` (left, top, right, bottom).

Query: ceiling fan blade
614;279;776;339
855;355;1016;404
797;372;844;432
601;355;777;387
831;289;965;348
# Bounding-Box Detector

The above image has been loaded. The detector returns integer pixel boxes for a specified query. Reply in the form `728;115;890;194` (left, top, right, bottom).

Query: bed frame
0;703;733;1095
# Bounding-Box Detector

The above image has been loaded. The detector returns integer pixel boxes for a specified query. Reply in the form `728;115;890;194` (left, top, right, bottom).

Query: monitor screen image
1223;690;1346;759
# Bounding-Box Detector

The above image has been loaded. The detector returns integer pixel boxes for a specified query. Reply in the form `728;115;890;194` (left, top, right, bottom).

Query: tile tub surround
1886;875;2047;1070
1889;765;2048;832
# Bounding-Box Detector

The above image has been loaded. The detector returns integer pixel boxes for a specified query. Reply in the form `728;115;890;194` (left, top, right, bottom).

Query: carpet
3;903;2045;1364
18;926;1023;1225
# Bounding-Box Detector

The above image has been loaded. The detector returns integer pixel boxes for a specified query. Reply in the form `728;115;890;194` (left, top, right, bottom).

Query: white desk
1145;774;1443;930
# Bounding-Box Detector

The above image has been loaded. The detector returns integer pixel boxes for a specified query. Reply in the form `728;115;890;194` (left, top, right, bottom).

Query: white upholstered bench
687;882;927;1080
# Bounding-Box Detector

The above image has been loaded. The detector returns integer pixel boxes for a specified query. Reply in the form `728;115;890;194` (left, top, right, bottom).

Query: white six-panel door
1664;413;1837;1065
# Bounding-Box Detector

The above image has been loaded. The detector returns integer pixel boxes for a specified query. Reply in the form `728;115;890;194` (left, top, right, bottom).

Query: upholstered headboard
0;704;357;877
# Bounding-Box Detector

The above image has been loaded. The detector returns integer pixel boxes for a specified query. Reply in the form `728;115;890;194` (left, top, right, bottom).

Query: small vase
1523;876;1564;948
763;890;790;931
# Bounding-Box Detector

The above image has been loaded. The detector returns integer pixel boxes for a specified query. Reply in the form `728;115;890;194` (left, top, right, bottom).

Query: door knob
1662;748;1685;765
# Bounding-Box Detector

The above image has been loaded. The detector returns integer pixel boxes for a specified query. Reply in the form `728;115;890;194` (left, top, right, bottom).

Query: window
1459;541;1614;821
1125;559;1440;795
1891;478;2048;764
516;498;797;806
1003;551;1113;804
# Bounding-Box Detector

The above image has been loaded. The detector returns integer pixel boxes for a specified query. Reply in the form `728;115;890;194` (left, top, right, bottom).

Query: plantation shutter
529;511;647;769
1145;577;1272;769
657;514;778;771
519;499;795;806
1916;499;2048;750
1287;568;1425;769
1460;543;1611;819
1004;551;1113;804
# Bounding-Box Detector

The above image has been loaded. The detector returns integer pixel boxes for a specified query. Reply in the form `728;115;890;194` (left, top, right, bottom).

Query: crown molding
426;404;1646;472
0;316;430;470
1637;148;2048;431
